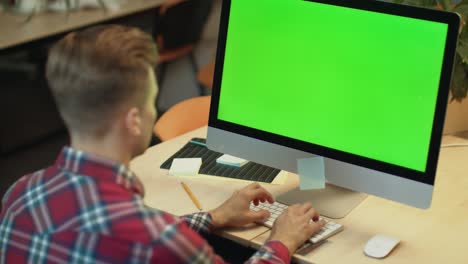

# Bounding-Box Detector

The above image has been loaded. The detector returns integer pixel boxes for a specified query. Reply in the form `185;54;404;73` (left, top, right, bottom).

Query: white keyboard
250;201;344;244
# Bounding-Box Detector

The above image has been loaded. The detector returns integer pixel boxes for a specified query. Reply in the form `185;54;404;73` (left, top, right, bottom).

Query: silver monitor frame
207;0;460;214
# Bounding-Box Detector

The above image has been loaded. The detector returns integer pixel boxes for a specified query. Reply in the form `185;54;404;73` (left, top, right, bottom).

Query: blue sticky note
298;157;326;190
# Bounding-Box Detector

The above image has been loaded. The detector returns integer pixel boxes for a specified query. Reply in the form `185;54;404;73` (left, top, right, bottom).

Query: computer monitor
207;0;460;218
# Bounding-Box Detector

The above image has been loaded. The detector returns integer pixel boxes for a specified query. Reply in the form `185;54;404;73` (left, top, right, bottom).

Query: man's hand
209;183;274;229
267;203;325;255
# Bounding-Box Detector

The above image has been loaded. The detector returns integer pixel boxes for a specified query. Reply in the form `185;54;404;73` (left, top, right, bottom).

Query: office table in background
131;127;468;264
0;0;166;51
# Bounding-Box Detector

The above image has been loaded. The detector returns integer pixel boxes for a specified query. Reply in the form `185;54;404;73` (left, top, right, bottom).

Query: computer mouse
364;234;400;259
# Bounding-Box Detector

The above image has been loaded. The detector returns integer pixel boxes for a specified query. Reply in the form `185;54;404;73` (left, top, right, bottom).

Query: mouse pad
160;138;280;183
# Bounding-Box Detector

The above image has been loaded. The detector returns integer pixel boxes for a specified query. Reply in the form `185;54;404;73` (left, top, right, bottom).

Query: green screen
218;0;448;172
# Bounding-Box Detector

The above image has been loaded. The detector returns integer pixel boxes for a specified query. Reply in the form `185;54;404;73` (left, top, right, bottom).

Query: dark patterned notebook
160;138;280;183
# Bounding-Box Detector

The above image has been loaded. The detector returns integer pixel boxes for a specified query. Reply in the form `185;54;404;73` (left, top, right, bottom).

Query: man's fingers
247;187;274;202
300;202;313;214
308;220;326;234
288;204;301;210
253;199;259;206
248;209;270;222
246;182;261;190
243;183;275;203
304;207;319;222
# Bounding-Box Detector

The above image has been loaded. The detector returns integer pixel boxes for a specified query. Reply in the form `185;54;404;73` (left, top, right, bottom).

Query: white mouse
364;234;400;258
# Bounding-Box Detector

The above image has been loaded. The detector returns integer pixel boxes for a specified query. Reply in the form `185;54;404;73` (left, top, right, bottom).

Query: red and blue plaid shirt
0;147;290;263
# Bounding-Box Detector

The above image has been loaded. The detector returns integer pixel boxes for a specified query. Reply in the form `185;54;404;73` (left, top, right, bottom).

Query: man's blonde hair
46;25;158;136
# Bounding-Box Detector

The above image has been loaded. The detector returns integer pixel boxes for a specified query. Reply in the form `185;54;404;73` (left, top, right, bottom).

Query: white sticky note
169;158;202;176
298;157;326;190
216;154;248;167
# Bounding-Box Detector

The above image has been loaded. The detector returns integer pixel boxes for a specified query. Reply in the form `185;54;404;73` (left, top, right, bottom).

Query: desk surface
0;0;165;50
131;127;468;263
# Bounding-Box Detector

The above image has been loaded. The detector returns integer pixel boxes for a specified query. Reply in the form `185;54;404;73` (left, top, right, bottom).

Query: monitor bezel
209;0;460;186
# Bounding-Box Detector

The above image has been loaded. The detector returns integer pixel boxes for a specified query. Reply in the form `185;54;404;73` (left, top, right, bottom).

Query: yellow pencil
180;181;203;211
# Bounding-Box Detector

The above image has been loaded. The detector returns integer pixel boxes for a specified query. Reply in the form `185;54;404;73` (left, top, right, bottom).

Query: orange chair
197;61;215;90
153;96;211;141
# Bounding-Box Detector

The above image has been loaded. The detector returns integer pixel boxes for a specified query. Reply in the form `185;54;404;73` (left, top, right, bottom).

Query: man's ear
125;107;142;136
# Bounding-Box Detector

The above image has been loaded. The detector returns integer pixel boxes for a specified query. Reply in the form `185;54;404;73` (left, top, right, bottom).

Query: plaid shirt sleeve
247;241;290;264
158;215;290;264
178;212;290;263
181;212;212;233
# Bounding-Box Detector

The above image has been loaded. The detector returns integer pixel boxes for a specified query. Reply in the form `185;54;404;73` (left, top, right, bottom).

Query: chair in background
153;96;211;141
197;60;215;90
153;0;214;98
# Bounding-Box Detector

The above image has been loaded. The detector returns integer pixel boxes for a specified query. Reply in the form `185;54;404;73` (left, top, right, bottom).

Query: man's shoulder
2;167;50;206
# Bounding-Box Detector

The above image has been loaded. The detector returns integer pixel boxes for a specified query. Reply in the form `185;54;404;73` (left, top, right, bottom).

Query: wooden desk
131;127;468;263
0;0;166;50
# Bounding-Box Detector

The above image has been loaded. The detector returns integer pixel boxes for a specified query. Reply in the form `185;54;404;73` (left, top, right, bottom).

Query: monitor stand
276;184;367;219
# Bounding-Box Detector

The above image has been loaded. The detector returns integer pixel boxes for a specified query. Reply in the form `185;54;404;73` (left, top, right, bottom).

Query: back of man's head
46;25;158;137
